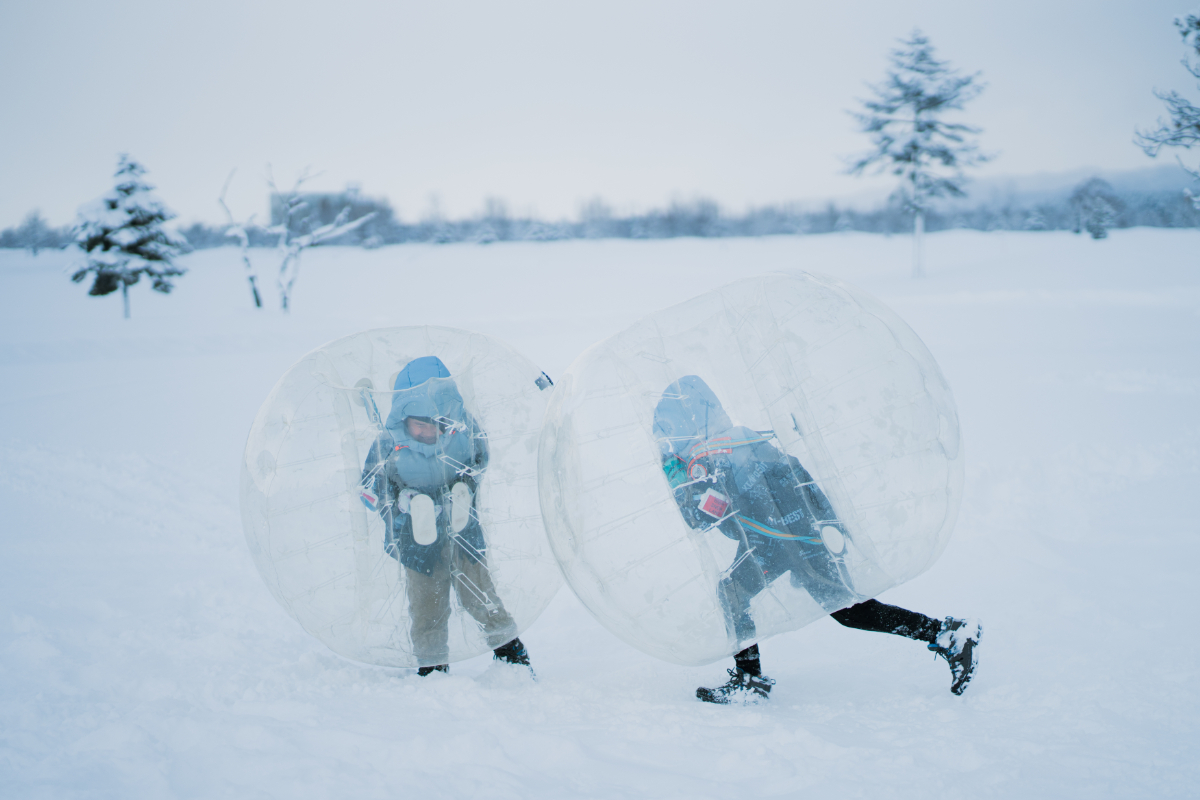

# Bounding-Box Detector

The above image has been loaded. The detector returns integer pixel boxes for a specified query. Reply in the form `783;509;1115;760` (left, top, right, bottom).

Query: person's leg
717;545;769;647
789;541;858;612
725;555;788;675
717;575;757;645
831;599;983;695
451;544;518;650
734;643;761;676
729;545;849;675
830;598;941;642
700;551;777;704
698;642;775;704
405;565;452;669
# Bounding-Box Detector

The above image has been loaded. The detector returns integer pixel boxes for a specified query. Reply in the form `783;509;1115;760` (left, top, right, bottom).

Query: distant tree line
168;180;1200;245
4;178;1198;252
0;211;74;253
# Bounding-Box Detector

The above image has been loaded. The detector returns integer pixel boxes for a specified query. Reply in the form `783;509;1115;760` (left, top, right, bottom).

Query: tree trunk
278;249;298;313
122;282;130;319
241;251;262;308
249;275;262;308
912;210;925;279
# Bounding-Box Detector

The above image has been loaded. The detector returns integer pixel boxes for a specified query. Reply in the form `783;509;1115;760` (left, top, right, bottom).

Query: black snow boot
696;668;775;705
417;664;449;677
493;638;534;677
928;617;983;695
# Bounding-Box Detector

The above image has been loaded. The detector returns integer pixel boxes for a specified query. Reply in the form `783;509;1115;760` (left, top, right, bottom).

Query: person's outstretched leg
830;599;941;642
832;599;982;695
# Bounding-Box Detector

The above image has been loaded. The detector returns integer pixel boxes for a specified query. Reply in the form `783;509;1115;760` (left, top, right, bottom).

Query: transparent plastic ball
241;326;561;667
538;274;963;666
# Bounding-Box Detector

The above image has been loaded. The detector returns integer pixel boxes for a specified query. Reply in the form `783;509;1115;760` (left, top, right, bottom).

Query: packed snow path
2;229;1196;798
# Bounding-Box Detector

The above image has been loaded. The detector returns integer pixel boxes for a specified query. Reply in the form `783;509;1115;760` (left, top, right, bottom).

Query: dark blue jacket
360;356;489;575
653;375;842;562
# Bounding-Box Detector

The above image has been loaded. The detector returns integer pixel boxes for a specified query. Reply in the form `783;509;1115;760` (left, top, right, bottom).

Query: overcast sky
2;0;1197;227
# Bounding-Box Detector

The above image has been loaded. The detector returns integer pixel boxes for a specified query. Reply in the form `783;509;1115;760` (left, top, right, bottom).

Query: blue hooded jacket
360;356;489;575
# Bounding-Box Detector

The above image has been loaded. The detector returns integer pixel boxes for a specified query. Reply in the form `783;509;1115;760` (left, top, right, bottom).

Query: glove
448;481;473;533
396;487;443;519
662;455;687;489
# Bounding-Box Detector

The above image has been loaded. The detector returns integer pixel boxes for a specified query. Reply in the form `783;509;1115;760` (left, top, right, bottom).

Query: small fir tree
1137;14;1200;208
848;30;989;277
1069;178;1121;240
71;155;187;318
16;211;58;256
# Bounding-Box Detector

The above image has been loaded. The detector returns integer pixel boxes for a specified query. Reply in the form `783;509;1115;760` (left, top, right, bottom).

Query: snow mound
538;274;963;665
240;326;561;667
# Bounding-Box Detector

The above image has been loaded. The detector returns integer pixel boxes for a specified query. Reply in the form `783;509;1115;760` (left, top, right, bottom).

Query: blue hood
652;375;733;457
384;356;467;455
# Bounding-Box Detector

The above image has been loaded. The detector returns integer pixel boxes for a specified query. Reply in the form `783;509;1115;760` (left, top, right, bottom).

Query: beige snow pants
405;538;517;667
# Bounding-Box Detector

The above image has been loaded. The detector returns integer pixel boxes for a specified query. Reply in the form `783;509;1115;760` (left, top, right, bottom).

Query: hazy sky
2;0;1197;227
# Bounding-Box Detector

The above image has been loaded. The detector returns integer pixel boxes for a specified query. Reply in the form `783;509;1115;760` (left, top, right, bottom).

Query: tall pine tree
71;155;187;318
848;31;988;277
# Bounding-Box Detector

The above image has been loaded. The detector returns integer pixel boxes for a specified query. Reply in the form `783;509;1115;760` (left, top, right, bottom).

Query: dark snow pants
830;599;942;642
733;599;941;676
718;535;858;645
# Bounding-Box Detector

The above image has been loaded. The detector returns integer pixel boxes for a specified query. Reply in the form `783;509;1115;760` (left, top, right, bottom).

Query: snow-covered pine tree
71;155;187;319
1137;14;1200;209
848;30;989;277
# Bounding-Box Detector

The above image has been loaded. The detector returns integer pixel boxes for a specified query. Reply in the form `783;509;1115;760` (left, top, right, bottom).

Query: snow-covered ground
2;229;1197;798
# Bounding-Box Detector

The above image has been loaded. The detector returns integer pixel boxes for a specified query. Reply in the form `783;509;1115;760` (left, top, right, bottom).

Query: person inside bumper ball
360;356;531;676
654;375;980;705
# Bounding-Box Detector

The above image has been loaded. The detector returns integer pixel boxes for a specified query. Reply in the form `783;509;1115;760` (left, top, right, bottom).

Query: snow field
1;228;1197;798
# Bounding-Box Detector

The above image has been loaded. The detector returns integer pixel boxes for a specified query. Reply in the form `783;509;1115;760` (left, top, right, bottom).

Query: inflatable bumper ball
538;274;963;665
241;326;561;668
